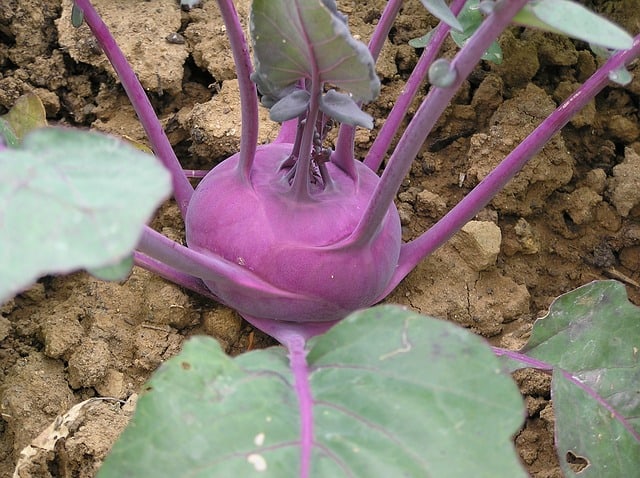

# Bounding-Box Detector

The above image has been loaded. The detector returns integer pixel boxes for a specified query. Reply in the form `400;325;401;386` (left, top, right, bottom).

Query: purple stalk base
276;331;314;478
493;347;640;443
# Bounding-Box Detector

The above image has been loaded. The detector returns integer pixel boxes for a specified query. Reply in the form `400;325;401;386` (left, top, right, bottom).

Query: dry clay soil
1;0;640;477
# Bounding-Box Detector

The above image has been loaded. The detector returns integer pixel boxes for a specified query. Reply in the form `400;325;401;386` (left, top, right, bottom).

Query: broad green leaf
0;93;48;147
100;306;526;477
519;281;640;476
513;0;633;51
250;0;380;102
0;127;171;304
552;372;640;477
419;0;462;32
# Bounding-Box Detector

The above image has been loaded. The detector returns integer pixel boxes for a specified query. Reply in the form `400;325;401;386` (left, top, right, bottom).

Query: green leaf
0;127;171;303
608;67;633;86
409;1;503;64
268;89;311;122
553;372;640;477
100;306;526;477
419;0;463;32
513;0;633;51
590;44;634;86
88;255;134;281
408;30;434;49
71;3;84;27
0;93;48;147
451;0;503;64
318;89;373;129
0;118;19;148
250;0;380;102
519;281;640;477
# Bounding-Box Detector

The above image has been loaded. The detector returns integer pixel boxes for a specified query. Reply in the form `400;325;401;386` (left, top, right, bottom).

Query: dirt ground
1;0;639;476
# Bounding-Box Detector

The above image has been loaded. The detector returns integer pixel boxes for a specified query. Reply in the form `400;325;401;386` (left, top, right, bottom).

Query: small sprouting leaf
409;1;503;64
451;0;503;64
100;306;526;477
88;255;134;282
514;281;640;477
608;67;633;86
408;30;435;49
250;0;380;102
180;0;201;9
513;0;633;51
268;90;311;122
419;0;463;32
478;41;503;64
0;93;48;147
590;44;634;86
0;128;171;304
318;90;373;129
428;58;458;87
71;3;84;27
0;119;18;148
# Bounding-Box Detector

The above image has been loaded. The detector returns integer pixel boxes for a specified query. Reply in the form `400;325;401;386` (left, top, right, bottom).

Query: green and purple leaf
504;281;640;476
250;0;379;103
99;306;526;477
318;90;373;129
269;89;311;122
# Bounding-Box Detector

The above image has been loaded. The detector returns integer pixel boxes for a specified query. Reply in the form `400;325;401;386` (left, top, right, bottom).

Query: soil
1;0;639;476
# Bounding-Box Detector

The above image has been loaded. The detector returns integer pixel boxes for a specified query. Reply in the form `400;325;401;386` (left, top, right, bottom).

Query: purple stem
492;346;553;371
346;0;531;248
291;80;321;201
280;331;314;478
73;0;193;217
216;0;259;182
133;251;217;299
382;34;640;294
364;0;467;172
332;0;403;175
367;0;403;61
242;314;336;345
137;226;306;303
332;125;357;178
493;347;640;443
